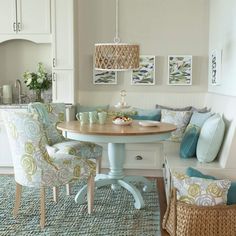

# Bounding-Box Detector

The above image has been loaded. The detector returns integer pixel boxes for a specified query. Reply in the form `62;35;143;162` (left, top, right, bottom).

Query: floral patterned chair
28;102;102;200
2;111;96;229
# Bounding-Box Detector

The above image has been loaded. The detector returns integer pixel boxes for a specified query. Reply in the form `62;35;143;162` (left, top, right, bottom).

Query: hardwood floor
157;177;169;236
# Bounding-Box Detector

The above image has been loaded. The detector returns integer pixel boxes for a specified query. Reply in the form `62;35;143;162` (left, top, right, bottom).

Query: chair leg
13;182;22;218
87;175;95;214
96;156;102;174
66;183;71;196
40;186;46;229
53;187;58;203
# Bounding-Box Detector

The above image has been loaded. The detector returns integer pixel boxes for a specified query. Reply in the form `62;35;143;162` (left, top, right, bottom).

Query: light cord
114;0;120;43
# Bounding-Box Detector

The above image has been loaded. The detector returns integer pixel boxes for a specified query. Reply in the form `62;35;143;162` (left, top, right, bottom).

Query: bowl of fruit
112;116;133;126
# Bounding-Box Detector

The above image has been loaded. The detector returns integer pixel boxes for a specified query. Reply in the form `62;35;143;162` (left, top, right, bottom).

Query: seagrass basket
162;188;236;236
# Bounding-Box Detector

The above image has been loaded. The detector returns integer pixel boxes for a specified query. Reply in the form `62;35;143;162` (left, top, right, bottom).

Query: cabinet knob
53;58;56;68
17;22;21;32
13;22;17;32
165;178;168;184
52;72;56;82
135;155;143;160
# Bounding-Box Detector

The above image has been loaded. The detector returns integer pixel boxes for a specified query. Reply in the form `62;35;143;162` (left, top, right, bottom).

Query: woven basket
162;188;236;236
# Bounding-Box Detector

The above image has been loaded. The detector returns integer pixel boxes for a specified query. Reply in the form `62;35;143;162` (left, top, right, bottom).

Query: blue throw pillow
227;182;236;205
179;112;213;159
179;124;200;158
186;167;236;205
130;108;161;121
186;167;217;180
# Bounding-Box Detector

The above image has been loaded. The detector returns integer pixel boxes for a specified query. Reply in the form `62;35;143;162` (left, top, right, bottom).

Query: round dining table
57;120;176;209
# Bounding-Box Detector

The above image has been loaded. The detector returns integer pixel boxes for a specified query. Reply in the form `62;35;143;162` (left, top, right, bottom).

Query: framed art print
168;55;192;85
210;49;221;85
93;70;117;85
131;55;155;85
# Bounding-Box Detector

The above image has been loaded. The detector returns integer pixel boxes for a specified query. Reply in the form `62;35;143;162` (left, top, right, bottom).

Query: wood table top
57;120;176;136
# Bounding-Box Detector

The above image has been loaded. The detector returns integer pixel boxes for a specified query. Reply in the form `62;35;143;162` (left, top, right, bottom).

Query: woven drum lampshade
94;43;140;71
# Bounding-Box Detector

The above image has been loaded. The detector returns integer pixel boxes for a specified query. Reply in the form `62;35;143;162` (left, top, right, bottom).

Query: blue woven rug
0;175;160;236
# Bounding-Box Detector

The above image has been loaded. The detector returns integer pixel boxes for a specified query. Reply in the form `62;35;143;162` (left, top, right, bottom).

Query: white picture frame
93;70;117;85
131;55;155;85
168;55;192;85
210;49;221;85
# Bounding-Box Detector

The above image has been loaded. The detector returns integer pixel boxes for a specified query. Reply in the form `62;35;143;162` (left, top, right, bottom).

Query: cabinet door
52;70;74;104
52;0;74;69
16;0;51;34
0;0;16;34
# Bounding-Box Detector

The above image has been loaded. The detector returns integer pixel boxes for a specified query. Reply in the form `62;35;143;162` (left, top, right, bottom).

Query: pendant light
94;0;140;71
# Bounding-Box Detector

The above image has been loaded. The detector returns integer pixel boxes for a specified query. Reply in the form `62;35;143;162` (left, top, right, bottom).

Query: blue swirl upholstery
2;111;95;228
28;103;102;172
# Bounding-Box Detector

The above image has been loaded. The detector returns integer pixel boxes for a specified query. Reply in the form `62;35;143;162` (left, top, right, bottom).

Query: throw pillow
196;113;225;163
130;108;161;121
190;107;210;113
186;167;236;205
186;167;217;180
227;182;236;205
179;112;212;158
156;104;192;111
173;172;231;206
161;109;192;142
189;111;213;127
179;124;200;158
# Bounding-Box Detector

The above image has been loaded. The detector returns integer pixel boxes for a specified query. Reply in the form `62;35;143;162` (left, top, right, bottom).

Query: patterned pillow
156;104;192;111
173;172;231;206
161;109;192;142
190;106;210;113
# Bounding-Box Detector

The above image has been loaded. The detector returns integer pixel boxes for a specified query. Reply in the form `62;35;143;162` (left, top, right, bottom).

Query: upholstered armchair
28;103;102;199
2;111;96;229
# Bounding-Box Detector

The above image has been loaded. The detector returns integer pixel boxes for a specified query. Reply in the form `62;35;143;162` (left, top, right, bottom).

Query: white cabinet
0;0;16;34
101;143;164;177
52;0;74;69
16;0;51;35
51;0;75;104
52;70;74;103
0;0;51;43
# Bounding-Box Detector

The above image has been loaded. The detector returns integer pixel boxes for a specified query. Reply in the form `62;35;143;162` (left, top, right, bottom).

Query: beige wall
0;40;51;99
77;0;209;107
208;0;236;96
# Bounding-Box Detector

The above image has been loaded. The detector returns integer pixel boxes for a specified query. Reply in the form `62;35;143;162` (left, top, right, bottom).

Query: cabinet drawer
101;143;163;170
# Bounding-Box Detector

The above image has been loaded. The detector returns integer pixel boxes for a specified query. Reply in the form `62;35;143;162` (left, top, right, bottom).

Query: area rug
0;175;160;236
